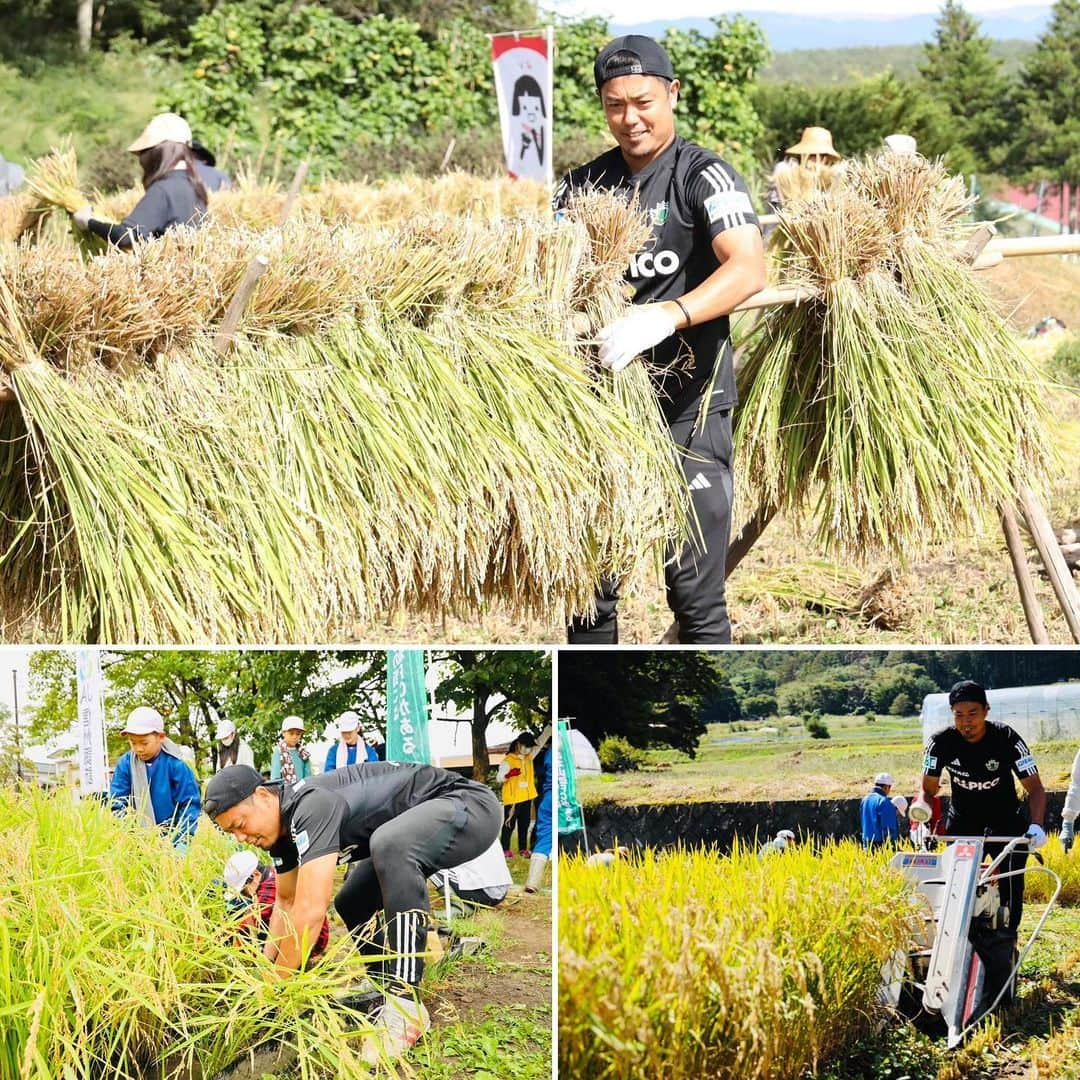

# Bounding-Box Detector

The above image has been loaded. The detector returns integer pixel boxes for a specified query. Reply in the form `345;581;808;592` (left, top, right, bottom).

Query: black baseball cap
190;139;216;167
948;680;988;707
594;35;675;91
204;764;264;818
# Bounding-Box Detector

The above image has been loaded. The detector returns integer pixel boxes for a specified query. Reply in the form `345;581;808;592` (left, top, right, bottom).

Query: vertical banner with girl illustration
490;28;554;187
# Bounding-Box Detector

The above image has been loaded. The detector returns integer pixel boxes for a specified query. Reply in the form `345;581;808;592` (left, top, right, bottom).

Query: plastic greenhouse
921;683;1080;745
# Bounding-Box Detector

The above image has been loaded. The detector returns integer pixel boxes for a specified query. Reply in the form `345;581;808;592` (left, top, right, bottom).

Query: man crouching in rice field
203;761;502;1061
912;680;1047;1020
555;34;766;645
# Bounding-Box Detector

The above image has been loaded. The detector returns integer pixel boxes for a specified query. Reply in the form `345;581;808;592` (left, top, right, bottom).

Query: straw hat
884;133;918;155
127;113;193;154
785;126;841;161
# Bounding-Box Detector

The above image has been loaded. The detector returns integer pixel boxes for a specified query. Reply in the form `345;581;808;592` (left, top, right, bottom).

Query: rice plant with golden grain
0;785;400;1080
559;843;918;1080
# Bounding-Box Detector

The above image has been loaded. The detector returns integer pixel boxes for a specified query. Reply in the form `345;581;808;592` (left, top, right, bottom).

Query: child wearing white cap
212;709;255;773
270;715;314;783
222;850;330;960
323;710;378;773
109;706;201;851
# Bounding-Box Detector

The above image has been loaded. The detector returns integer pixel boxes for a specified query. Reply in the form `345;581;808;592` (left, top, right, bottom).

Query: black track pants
501;800;531;852
567;407;734;644
333;786;502;990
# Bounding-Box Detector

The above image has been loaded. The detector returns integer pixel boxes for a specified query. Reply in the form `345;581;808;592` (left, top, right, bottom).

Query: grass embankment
559;843;916;1079
0;46;172;192
419;886;552;1080
581;716;1080;806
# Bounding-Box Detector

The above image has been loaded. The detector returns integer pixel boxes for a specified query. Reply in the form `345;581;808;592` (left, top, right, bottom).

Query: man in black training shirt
204;762;501;1062
914;680;1047;1016
555;35;766;644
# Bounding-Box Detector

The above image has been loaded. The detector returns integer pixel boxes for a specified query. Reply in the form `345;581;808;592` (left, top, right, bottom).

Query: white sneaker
360;992;430;1064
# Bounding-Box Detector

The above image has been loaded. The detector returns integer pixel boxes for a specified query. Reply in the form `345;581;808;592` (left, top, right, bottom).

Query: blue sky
546;0;1048;24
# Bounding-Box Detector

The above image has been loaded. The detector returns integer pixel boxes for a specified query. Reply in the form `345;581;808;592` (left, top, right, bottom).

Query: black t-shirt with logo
268;762;486;874
922;721;1039;834
554;135;759;425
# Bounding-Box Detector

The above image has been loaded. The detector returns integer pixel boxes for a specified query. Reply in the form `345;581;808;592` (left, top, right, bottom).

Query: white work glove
72;205;93;231
1062;820;1074;853
909;796;932;824
1024;823;1047;850
596;304;678;372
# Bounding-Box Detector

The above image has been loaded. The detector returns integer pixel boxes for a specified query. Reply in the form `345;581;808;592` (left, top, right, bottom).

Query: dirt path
429;891;552;1026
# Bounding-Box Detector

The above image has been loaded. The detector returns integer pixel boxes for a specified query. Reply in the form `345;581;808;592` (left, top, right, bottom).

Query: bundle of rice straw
0;194;688;643
768;158;845;211
21;141;87;214
87;174;550;235
735;152;1054;561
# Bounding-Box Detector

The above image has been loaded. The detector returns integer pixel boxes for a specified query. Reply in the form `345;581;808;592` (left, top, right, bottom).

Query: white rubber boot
524;852;548;893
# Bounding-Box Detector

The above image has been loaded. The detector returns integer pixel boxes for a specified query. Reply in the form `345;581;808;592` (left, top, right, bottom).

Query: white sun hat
223;851;259;893
337;710;361;732
127;112;193;153
883;133;918;155
281;715;305;733
122;706;165;735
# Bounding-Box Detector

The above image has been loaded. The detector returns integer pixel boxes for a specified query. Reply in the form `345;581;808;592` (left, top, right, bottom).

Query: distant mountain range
610;8;1052;52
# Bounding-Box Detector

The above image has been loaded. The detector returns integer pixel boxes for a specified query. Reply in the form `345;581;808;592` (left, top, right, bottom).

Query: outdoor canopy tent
921;682;1080;745
569;729;601;775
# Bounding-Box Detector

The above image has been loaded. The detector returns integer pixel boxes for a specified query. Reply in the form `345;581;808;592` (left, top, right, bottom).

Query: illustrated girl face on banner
512;75;546;128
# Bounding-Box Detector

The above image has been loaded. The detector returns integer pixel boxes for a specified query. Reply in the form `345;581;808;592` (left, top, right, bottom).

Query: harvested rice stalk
768;158;845;210
0;194;692;642
736;159;1055;562
22;140;87;213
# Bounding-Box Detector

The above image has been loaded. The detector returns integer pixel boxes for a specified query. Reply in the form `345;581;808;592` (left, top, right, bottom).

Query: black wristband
673;298;692;328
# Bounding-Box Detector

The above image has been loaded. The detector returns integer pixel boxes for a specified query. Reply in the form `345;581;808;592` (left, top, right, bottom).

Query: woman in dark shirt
72;112;208;249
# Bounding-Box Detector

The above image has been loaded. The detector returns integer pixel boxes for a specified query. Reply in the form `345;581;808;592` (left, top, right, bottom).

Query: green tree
434;651;551;780
596;734;645;773
868;662;936;712
740;693;779;719
1010;0;1080;201
890;692;914;716
919;0;1010;170
558;652;730;756
663;16;770;178
731;665;778;695
0;702;34;784
28;650;386;774
754;72;974;174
